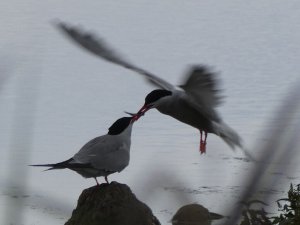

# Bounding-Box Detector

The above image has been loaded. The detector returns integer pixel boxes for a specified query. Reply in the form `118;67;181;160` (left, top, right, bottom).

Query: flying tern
31;116;139;185
56;22;246;155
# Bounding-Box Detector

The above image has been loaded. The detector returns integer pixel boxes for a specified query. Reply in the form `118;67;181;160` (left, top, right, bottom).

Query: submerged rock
65;182;160;225
171;204;224;225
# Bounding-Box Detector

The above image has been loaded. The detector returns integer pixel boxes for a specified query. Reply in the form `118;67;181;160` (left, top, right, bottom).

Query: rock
171;204;224;225
65;182;160;225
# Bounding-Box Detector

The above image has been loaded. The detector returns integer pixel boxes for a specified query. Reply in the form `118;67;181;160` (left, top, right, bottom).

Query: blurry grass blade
223;82;300;225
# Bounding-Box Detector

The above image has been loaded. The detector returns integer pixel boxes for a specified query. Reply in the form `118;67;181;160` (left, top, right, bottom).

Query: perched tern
31;116;139;185
56;22;244;155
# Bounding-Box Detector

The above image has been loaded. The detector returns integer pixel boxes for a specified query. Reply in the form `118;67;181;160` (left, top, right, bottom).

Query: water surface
1;1;300;224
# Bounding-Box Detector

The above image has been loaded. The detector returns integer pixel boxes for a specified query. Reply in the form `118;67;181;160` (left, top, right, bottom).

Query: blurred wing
179;65;223;121
56;22;175;91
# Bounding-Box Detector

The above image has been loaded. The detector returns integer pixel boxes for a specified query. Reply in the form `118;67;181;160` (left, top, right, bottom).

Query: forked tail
212;121;256;161
30;158;73;170
212;121;242;149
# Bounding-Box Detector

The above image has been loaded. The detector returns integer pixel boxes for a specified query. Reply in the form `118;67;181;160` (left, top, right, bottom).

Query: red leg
199;130;203;153
94;177;100;186
199;130;207;154
105;175;109;184
203;132;207;153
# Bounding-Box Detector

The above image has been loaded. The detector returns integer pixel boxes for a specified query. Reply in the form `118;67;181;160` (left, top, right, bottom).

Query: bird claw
200;141;206;154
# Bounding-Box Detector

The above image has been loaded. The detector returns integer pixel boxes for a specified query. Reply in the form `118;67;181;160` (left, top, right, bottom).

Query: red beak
127;104;152;122
134;104;151;120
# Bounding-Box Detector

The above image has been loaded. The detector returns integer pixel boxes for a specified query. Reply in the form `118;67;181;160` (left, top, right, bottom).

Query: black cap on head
145;89;172;105
108;117;133;135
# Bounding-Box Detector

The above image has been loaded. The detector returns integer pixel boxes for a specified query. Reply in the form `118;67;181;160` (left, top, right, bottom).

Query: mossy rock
65;182;160;225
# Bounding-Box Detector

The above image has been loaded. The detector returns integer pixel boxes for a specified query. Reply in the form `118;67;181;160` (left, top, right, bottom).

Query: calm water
1;1;300;224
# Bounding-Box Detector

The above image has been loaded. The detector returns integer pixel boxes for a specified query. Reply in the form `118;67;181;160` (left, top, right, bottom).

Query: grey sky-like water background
1;1;300;224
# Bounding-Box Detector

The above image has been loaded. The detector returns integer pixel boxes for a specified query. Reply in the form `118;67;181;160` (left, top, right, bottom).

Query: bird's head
137;89;172;115
108;116;135;135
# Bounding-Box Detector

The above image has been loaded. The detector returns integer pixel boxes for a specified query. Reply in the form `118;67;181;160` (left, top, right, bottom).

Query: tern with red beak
133;66;242;153
31;116;139;185
56;22;246;155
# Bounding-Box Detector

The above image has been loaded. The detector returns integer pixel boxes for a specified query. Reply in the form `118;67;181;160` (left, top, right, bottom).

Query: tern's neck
115;124;133;150
121;124;133;137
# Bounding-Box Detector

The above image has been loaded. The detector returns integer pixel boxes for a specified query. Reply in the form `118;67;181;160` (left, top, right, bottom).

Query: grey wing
73;136;128;172
73;136;109;164
179;65;223;121
56;22;175;91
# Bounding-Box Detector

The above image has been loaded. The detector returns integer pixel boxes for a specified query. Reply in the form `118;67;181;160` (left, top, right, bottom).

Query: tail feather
30;158;73;170
30;158;93;170
212;121;242;150
212;121;256;161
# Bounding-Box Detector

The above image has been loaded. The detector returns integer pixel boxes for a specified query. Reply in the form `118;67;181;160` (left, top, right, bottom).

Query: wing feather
179;65;224;121
56;22;175;91
73;135;128;172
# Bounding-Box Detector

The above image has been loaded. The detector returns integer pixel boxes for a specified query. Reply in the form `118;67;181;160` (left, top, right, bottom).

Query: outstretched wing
179;65;223;121
56;22;175;91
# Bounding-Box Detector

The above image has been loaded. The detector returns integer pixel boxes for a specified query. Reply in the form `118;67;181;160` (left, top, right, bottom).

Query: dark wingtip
51;19;71;36
53;20;80;40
